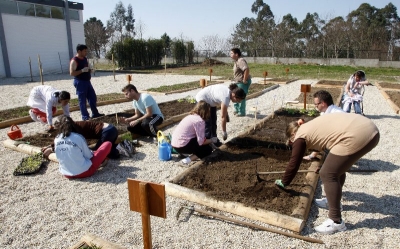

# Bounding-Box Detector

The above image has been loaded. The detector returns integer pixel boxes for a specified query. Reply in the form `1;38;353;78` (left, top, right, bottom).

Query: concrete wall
0;39;5;77
0;11;84;78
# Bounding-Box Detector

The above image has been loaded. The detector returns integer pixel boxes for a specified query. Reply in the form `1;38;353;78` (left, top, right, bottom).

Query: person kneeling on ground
27;85;71;131
53;115;112;179
120;84;164;139
41;115;120;159
275;113;379;234
171;101;217;166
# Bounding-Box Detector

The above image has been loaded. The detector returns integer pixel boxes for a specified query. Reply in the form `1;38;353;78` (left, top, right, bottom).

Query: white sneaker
315;218;347;234
180;157;192;166
315;198;343;211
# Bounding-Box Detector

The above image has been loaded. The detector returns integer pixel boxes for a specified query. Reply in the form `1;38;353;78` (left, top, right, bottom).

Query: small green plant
119;132;132;141
299;108;307;114
177;96;196;104
286;108;298;115
306;109;319;117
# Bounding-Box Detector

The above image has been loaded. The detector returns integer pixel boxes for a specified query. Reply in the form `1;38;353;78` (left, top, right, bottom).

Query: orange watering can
7;125;23;140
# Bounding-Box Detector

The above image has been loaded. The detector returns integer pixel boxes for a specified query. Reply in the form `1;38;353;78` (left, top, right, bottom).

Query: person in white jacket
54;115;111;179
27;85;70;131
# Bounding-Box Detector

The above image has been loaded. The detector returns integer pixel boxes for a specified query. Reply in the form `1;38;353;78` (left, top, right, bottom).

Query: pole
38;54;43;85
28;57;34;82
164;54;167;76
112;54;115;81
58;52;63;73
139;183;152;249
179;206;324;244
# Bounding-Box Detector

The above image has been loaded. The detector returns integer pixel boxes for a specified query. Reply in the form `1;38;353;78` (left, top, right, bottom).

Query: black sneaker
91;113;105;119
214;140;223;147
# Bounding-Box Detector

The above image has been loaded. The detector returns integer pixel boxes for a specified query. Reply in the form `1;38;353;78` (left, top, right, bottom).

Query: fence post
38;54;43;85
28;57;34;82
58;52;63;73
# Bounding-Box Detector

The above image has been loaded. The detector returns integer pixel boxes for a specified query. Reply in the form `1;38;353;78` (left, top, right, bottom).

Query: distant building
0;0;84;78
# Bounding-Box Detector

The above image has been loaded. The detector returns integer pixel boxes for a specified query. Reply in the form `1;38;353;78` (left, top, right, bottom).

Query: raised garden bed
295;87;343;106
166;109;321;232
145;80;225;95
376;82;400;90
373;83;400;114
315;80;345;88
258;78;299;85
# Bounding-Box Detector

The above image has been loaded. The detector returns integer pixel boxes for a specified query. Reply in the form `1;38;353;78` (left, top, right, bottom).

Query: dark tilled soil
295;87;342;105
379;82;400;89
315;80;345;86
385;90;400;108
179;145;313;216
247;83;274;95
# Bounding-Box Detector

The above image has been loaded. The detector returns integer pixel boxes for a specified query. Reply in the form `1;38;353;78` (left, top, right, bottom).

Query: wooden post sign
209;68;213;82
200;79;206;88
128;179;166;249
300;84;311;110
285;68;290;79
126;74;132;84
263;71;268;84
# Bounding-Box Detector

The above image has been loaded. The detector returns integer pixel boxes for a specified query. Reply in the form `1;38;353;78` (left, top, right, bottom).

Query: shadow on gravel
351;159;399;173
365;114;400;120
342;192;400;230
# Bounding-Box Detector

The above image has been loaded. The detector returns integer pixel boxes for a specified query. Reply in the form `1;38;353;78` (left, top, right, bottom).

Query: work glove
275;179;286;189
81;67;89;73
211;137;218;143
221;131;228;141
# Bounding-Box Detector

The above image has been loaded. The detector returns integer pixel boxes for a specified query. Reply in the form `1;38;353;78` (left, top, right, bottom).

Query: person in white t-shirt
195;84;246;146
304;90;345;161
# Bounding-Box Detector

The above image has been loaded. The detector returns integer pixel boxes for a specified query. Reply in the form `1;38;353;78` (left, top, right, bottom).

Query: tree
299;13;325;57
136;19;146;40
161;33;172;55
107;1;126;42
84;17;110;58
231;17;257;56
199;34;227;57
125;4;135;38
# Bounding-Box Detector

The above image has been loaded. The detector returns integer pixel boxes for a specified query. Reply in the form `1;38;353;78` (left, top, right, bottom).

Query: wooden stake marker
200;79;206;88
263;71;268;84
128;179;166;249
209;68;213;82
300;84;311;109
126;74;132;84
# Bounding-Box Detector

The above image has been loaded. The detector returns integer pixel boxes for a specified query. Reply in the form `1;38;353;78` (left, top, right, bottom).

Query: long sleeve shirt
171;114;206;148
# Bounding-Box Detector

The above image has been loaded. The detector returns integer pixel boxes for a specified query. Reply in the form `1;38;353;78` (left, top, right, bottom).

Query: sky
81;0;398;45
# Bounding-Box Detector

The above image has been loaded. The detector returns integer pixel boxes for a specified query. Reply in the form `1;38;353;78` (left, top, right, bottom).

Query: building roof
16;0;83;10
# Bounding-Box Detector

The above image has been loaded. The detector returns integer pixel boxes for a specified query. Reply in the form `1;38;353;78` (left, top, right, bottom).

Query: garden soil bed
385;91;400;107
295;87;342;105
378;82;400;90
315;80;345;88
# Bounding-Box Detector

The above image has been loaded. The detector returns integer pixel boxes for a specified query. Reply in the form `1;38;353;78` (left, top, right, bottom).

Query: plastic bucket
7;125;23;140
158;142;171;161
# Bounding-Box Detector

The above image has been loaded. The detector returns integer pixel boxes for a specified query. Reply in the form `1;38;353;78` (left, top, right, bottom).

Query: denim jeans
73;79;99;120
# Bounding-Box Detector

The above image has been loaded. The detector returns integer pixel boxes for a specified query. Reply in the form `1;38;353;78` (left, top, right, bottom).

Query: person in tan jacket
275;113;380;234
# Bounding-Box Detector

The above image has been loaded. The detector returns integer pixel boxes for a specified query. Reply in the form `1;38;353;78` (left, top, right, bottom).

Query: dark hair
313;90;333;106
354;70;365;79
55;115;75;138
231;48;241;57
229;83;246;100
190;101;210;120
122;84;138;93
54;91;70;100
76;44;88;52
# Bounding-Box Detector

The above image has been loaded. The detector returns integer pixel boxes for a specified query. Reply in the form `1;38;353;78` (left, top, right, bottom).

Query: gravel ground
0;73;399;249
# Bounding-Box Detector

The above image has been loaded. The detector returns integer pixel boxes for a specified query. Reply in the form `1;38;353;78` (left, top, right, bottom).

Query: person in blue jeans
69;44;103;121
230;48;251;116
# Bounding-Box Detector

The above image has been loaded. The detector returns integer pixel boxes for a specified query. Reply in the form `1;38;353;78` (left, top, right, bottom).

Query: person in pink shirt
171;101;218;165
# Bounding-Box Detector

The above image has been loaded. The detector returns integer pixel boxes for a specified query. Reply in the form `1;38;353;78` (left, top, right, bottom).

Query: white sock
181;157;191;164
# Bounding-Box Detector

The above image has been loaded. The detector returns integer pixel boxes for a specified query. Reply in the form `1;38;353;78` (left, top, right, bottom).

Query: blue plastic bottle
158;142;171;161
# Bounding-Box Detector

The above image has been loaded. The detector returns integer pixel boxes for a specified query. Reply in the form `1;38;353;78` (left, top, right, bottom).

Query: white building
0;0;84;78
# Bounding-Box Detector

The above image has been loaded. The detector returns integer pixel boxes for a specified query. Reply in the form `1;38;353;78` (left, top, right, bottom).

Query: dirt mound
201;58;227;66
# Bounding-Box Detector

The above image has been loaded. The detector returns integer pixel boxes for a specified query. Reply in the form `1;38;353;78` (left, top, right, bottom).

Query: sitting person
121;84;164;139
342;70;370;114
27;85;70;131
304;90;344;160
53;115;111;179
195;83;246;146
41;115;120;159
275;113;379;234
171;101;217;165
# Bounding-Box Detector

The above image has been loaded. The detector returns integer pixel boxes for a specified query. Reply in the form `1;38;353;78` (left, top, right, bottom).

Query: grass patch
0;93;124;121
146;80;221;93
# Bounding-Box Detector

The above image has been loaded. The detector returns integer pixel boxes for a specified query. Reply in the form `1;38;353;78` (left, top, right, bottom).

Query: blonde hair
190;101;210;120
286;120;301;145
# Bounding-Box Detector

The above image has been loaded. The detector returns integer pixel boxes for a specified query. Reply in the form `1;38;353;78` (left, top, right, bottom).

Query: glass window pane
35;4;50;18
69;9;79;21
0;0;18;15
51;6;64;19
18;2;35;16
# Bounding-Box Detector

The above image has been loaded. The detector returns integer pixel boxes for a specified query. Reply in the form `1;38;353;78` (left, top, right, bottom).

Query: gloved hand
221;131;228;141
81;67;89;73
275;179;285;189
211;137;218;143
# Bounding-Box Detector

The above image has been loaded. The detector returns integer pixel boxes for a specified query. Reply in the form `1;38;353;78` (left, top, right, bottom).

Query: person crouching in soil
52;115;111;179
27;85;71;132
171;101;218;166
41;115;120;159
275;113;379;234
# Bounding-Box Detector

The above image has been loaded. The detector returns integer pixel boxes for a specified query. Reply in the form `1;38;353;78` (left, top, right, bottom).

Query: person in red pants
54;115;111;179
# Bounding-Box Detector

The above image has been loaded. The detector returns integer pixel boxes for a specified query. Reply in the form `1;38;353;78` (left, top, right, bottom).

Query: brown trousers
319;132;380;222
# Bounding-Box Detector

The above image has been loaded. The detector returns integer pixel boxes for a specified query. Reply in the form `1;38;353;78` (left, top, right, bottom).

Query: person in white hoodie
54;115;111;179
27;85;70;131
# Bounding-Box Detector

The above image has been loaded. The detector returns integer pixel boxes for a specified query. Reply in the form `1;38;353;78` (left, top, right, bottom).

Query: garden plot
314;80;345;88
375;82;400;114
166;110;321;233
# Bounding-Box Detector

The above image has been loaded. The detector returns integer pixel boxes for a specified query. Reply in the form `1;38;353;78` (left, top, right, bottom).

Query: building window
69;9;79;21
0;0;18;15
51;6;64;19
17;2;35;16
35;4;50;18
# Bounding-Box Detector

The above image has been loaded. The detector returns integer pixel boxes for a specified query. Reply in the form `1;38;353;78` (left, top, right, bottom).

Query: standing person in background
121;84;164;139
195;84;246;146
70;44;104;121
171;101;217;165
342;70;370;114
27;85;70;131
275;113;380;234
230;48;251;116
